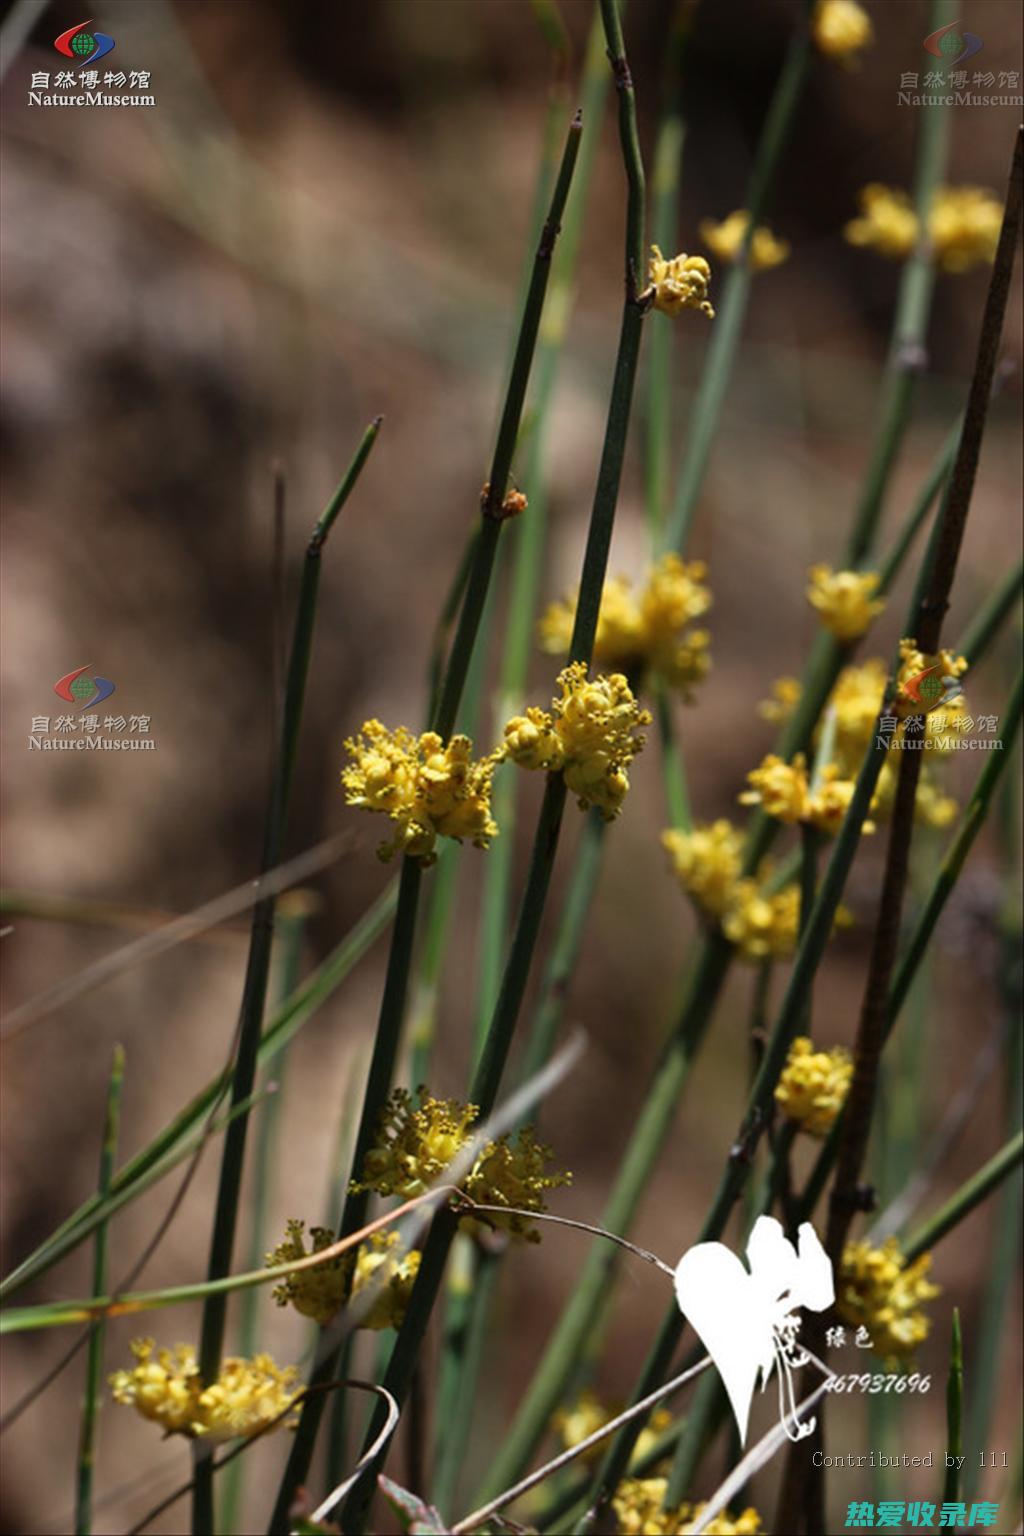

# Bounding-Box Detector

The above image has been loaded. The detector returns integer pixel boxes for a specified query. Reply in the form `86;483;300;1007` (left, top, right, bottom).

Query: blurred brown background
1;1;1021;1532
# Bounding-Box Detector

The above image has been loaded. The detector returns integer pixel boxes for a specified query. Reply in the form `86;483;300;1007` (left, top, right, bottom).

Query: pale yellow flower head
110;1339;299;1440
758;675;802;724
807;564;885;641
613;1478;762;1535
813;0;873;64
838;1238;940;1361
539;556;712;699
775;1036;853;1136
267;1219;347;1325
845;184;919;260
699;210;789;271
505;663;650;820
351;1087;570;1243
342;722;501;863
662;820;744;918
929;185;1002;273
723;880;802;961
828;658;888;771
740;753;809;824
806;762;873;836
646;245;715;319
350;1231;422;1330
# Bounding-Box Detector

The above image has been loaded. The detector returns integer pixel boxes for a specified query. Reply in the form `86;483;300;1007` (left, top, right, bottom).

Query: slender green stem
958;559;1023;669
942;1310;964;1507
656;684;691;831
664;7;811;554
843;0;954;566
220;899;310;1535
874;417;961;594
477;6;611;1037
194;421;381;1535
269;113;584;1536
902;1131;1024;1262
74;1045;124;1536
431;1242;500;1513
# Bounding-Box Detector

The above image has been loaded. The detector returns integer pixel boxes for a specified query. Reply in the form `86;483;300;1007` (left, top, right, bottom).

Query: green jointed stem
268;113;584;1536
340;8;650;1525
193;420;381;1535
903;1131;1024;1263
958;559;1023;668
874;417;960;594
220;899;311;1536
843;0;954;567
74;1045;124;1536
943;1310;964;1507
431;1241;500;1514
664;9;811;554
477;6;611;1040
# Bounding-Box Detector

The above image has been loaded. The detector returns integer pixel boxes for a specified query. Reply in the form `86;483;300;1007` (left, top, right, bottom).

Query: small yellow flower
844;184;919;260
929;185;1002;273
723;879;802;961
812;0;873;64
110;1339;299;1440
807;565;885;641
646;245;715;319
342;722;501;863
352;1088;570;1243
662;820;744;918
775;1036;853;1136
871;758;960;831
539;556;712;698
351;1231;422;1331
740;754;809;824
838;1238;940;1361
504;663;650;820
538;575;645;671
612;1478;762;1535
267;1219;347;1325
895;638;968;718
758;675;802;724
828;658;888;771
699;210;790;271
805;762;872;836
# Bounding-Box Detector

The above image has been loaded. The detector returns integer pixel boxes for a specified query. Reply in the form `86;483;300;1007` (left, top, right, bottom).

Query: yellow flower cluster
739;754;870;837
838;1238;941;1360
539;556;712;697
775;1036;853;1136
722;879;803;962
807;564;885;641
812;0;873;64
759;653;966;830
342;723;501;864
613;1479;762;1535
662;821;743;917
845;184;1003;271
352;1088;570;1243
700;210;790;270
504;663;650;820
109;1339;299;1440
553;1391;672;1467
645;245;715;319
266;1221;421;1331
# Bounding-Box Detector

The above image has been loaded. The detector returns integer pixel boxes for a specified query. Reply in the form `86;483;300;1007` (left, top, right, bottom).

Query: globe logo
54;666;116;711
69;30;97;59
53;20;116;65
922;20;984;69
916;673;944;708
938;30;965;59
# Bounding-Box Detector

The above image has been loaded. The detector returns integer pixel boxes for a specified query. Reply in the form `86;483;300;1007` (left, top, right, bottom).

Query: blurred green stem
74;1045;124;1536
194;419;381;1535
942;1310;964;1507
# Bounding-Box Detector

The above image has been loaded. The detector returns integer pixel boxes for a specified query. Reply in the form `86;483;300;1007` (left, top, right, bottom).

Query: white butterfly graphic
674;1216;834;1446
